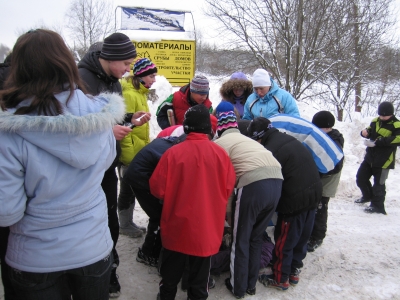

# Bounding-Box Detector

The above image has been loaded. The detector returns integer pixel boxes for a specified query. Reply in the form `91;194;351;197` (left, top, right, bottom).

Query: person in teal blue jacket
242;69;300;120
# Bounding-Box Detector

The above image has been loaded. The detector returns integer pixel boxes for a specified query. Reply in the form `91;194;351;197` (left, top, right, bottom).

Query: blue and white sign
121;7;185;32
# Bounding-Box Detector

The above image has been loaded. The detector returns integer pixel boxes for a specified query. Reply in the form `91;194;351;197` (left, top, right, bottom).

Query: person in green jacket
118;58;156;237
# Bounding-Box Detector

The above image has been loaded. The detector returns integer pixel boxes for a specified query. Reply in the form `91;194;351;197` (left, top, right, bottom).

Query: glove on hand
364;139;376;147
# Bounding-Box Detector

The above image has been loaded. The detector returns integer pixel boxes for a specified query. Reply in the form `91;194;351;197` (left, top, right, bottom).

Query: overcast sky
0;0;213;49
2;0;400;51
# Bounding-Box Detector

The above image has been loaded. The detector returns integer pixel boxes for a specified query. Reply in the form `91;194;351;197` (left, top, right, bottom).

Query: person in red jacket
150;105;236;300
156;75;213;129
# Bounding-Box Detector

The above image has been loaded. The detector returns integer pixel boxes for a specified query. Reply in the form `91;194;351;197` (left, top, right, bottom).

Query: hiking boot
109;268;121;298
224;278;245;299
208;277;216;289
246;287;256;295
307;238;323;252
131;221;146;233
136;248;158;267
354;197;370;204
364;206;387;215
289;268;301;285
258;275;289;291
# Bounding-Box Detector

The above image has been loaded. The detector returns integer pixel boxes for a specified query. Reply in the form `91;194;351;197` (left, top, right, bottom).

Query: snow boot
119;204;143;238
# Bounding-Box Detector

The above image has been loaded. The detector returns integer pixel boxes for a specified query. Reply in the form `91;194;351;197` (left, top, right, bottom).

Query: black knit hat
312;111;335;128
248;117;272;140
100;33;137;61
378;102;394;116
183;105;212;134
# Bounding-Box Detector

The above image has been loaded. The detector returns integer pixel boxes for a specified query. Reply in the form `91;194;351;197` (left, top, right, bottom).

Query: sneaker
131;221;147;233
246;287;256;295
136;248;158;267
307;238;323;252
289;268;301;285
354;197;371;204
258;275;289;291
109;268;121;298
208;277;216;289
364;206;387;215
224;278;245;299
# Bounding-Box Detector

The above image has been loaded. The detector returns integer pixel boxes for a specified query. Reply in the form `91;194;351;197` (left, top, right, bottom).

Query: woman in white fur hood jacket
0;29;128;300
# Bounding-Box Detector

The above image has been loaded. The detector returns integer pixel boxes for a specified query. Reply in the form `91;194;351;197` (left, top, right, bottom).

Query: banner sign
132;40;196;86
121;7;185;32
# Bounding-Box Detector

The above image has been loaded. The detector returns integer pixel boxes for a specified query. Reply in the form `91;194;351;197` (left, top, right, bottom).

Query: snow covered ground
1;74;400;300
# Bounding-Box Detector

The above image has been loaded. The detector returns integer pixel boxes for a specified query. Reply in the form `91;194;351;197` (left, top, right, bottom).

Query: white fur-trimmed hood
0;91;126;134
0;91;126;168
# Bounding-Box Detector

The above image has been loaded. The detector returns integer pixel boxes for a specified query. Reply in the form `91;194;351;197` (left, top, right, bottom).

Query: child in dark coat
307;111;344;252
354;102;400;214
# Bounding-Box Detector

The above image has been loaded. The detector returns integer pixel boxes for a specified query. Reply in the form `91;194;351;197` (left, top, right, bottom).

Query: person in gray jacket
0;29;132;300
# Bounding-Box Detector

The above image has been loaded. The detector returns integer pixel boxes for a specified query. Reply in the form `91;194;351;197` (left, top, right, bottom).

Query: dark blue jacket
124;135;186;191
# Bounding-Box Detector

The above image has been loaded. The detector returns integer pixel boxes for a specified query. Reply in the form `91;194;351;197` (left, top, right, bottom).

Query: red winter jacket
149;133;236;257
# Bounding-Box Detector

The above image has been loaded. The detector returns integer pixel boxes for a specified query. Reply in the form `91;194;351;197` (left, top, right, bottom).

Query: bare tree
66;0;114;57
315;0;396;120
203;0;340;100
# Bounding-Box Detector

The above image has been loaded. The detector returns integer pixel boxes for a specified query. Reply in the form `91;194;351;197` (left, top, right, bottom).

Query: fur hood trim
220;79;253;101
0;92;126;135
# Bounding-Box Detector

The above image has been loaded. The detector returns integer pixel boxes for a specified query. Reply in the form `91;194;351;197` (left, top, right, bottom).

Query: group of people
0;28;399;300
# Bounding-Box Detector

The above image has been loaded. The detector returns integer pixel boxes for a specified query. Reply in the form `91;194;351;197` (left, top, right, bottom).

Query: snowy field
1;74;400;300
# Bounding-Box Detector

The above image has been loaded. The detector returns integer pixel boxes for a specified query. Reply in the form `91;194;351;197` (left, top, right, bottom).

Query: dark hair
126;75;142;90
0;29;87;116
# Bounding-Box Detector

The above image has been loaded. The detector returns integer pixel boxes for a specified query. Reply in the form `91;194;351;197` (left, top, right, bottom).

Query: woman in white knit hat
242;69;300;120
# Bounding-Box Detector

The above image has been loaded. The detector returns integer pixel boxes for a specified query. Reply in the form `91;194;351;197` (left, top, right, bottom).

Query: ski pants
159;248;211;300
356;160;389;209
229;178;282;297
132;186;163;259
273;208;316;283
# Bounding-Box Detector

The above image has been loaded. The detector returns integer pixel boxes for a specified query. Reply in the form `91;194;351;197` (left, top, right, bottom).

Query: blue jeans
9;252;113;300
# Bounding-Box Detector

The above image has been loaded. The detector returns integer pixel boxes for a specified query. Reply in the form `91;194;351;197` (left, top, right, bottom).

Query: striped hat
133;58;158;77
215;101;238;136
100;33;137;61
190;75;210;95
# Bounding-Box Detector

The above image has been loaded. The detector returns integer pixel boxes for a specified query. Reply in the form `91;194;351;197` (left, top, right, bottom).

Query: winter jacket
0;62;10;90
362;115;400;169
324;129;345;175
149;133;236;257
119;79;150;166
214;128;283;189
320;128;345;198
156;84;213;129
220;78;253;118
0;90;125;272
125;135;186;191
78;51;122;95
78;51;123;169
242;78;299;119
259;128;322;215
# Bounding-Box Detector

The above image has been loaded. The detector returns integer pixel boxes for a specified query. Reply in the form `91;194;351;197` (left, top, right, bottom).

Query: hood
220;79;253;102
258;78;280;103
78;51;118;85
0;92;125;169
